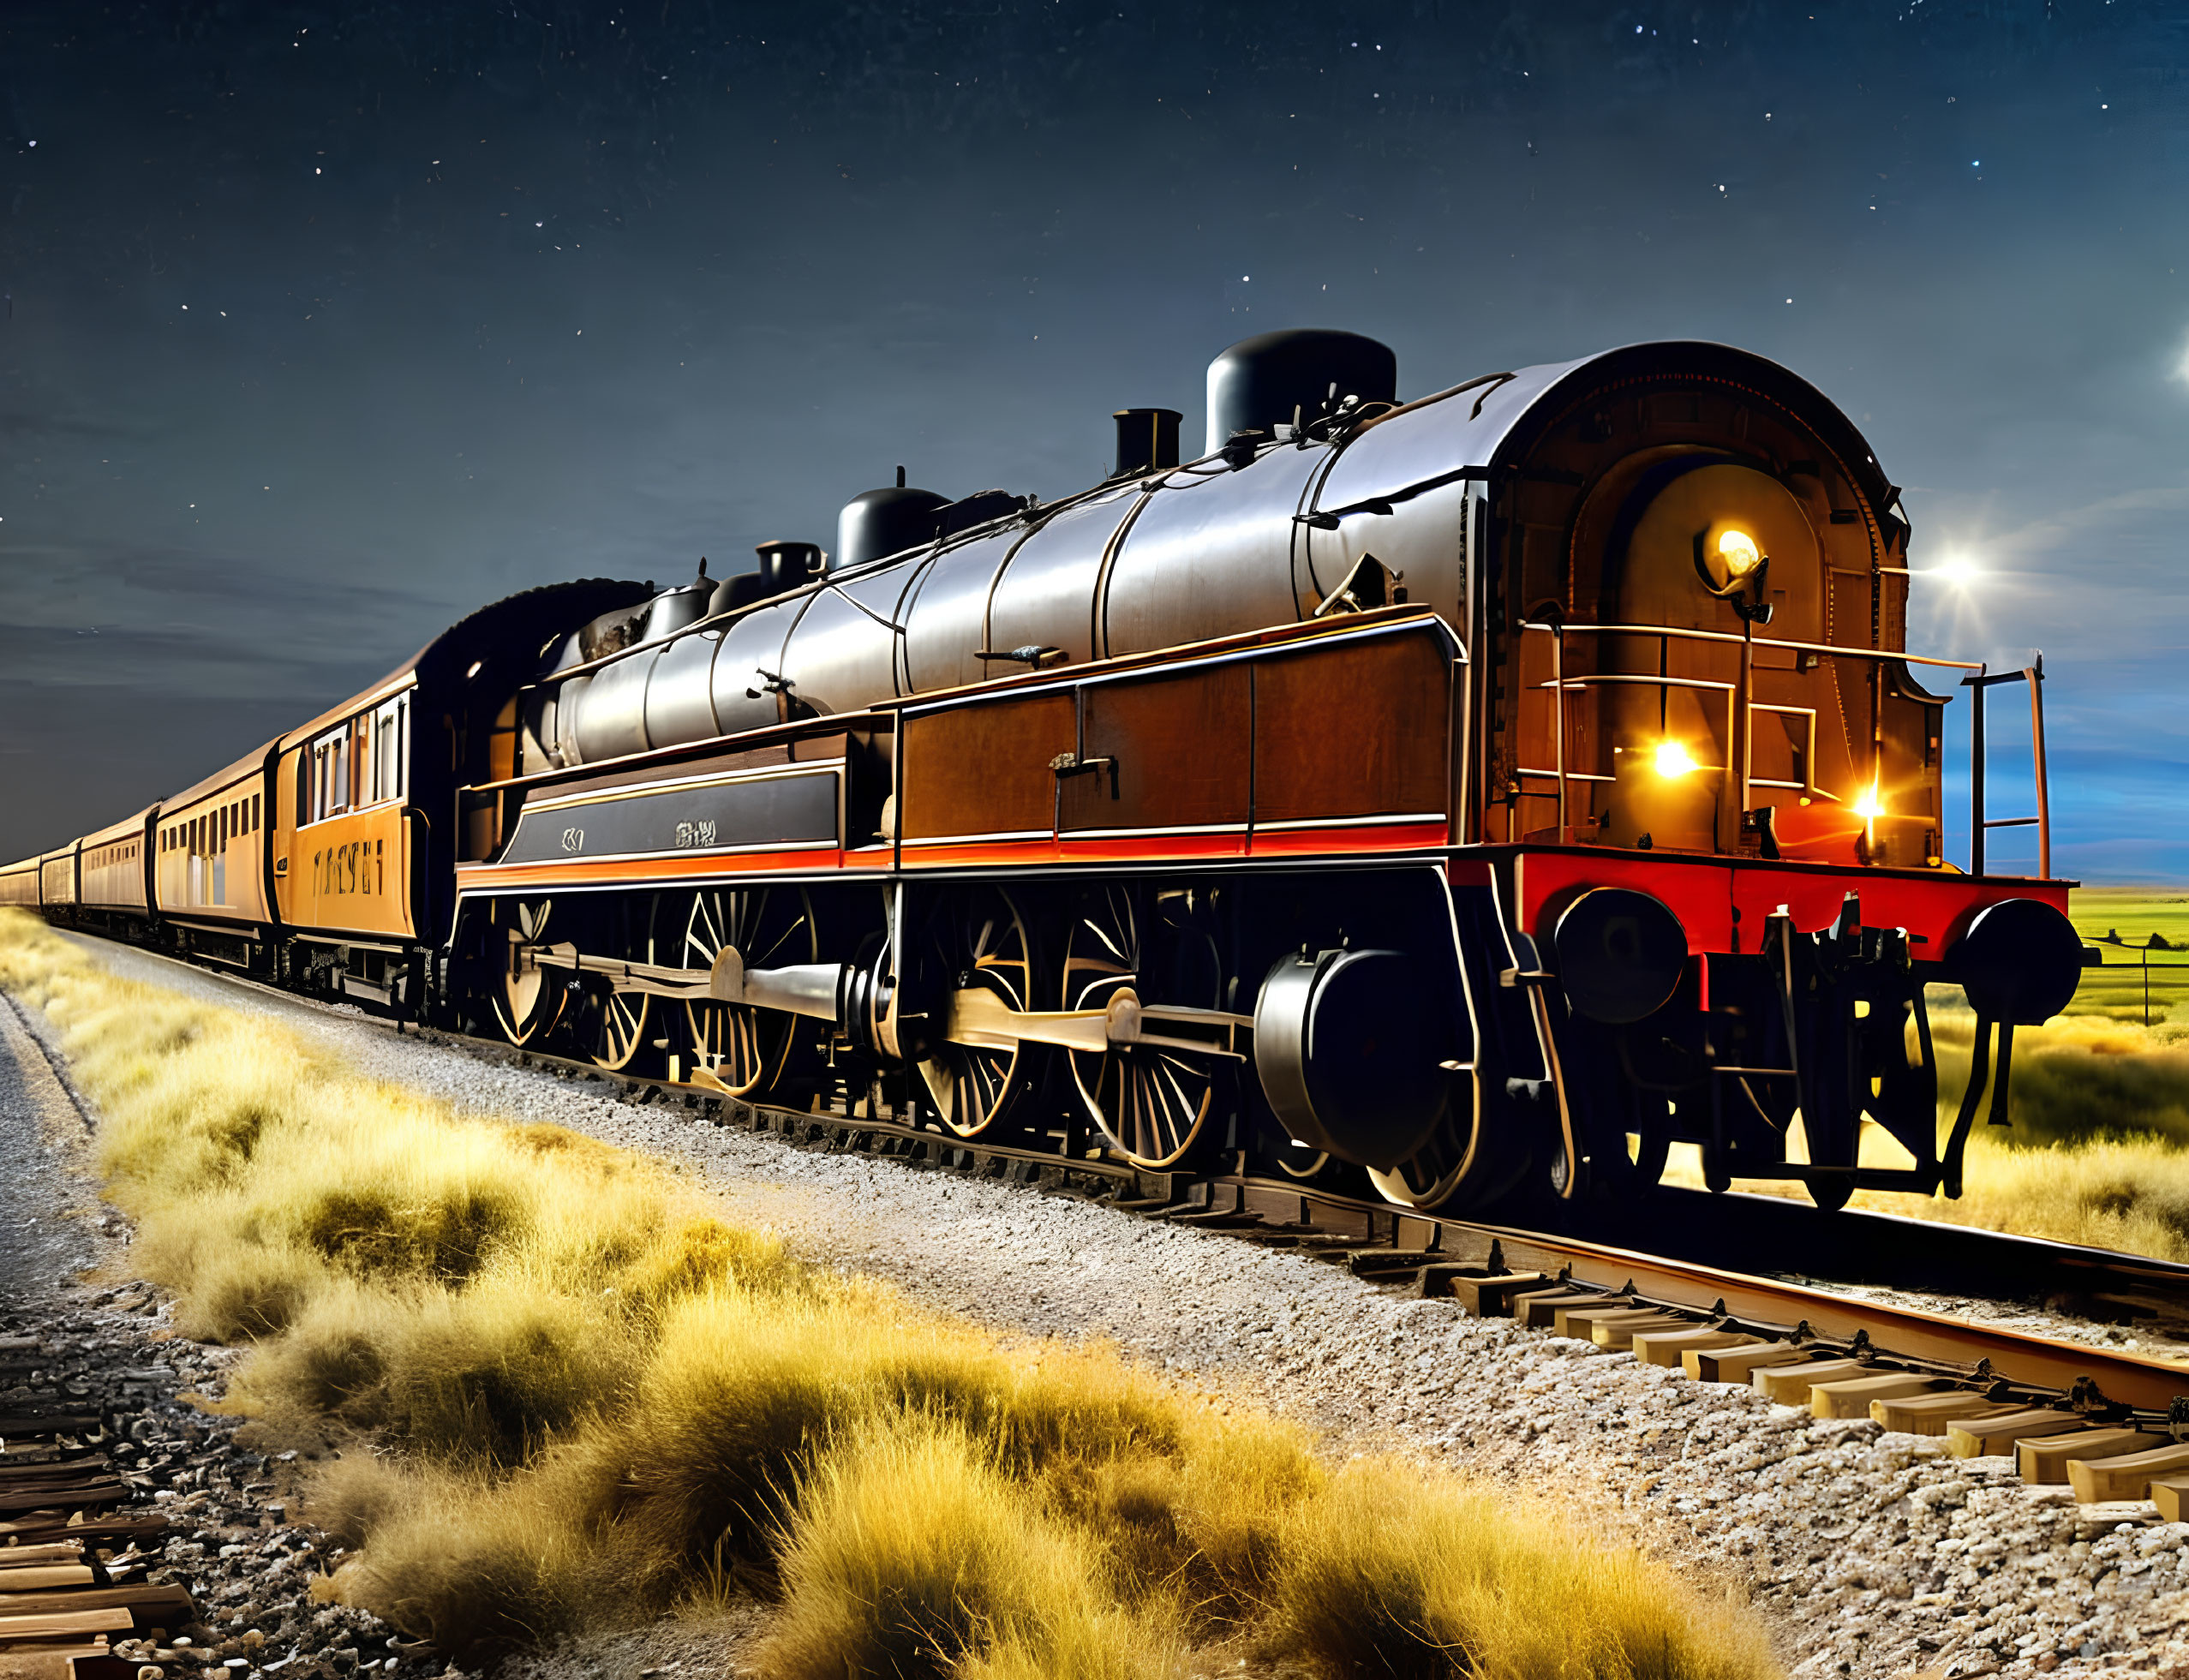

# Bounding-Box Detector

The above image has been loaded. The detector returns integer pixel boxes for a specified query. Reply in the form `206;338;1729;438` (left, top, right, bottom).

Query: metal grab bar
1521;619;1983;673
1965;656;2051;879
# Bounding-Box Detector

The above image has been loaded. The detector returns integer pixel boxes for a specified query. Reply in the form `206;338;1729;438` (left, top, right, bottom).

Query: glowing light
1654;740;1700;779
1717;528;1763;580
1928;553;1980;585
1853;783;1886;821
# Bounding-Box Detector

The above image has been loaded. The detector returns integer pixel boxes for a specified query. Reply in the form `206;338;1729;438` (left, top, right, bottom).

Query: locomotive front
1399;341;2090;1210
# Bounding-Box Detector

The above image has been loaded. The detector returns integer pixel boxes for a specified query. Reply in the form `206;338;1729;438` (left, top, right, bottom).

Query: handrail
1965;657;2051;879
1521;619;1983;673
1518;619;2042;875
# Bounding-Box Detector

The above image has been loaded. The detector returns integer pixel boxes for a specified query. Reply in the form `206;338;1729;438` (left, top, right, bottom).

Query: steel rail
469;1036;2189;1418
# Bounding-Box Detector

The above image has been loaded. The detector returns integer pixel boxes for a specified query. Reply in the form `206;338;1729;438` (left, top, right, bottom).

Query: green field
2064;886;2189;1024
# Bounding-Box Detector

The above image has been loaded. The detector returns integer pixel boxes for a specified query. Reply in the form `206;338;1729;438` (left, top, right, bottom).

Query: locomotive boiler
8;330;2089;1214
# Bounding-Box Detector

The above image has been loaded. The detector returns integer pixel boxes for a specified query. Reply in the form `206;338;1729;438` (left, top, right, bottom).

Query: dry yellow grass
0;910;1779;1678
1266;1459;1774;1680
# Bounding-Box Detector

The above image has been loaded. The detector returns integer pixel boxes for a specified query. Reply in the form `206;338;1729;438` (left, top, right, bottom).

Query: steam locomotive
3;330;2090;1212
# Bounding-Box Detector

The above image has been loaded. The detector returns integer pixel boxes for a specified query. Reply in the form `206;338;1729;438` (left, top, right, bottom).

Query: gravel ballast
27;936;2189;1680
0;995;449;1680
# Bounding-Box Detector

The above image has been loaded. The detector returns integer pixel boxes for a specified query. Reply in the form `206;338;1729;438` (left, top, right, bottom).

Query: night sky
3;3;2186;876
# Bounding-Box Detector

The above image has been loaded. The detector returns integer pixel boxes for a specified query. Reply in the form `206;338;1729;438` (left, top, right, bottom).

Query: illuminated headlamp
1696;523;1768;597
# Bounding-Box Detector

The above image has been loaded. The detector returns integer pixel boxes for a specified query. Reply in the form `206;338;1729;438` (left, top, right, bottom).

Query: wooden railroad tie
1944;1408;2083;1456
1869;1392;2015;1435
1808;1372;1939;1420
1685;1342;1809;1383
2065;1442;2189;1504
2018;1428;2168;1486
1753;1357;1870;1405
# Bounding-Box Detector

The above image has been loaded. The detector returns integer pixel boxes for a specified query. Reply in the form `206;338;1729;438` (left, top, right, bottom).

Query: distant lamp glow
1716;528;1763;580
1654;739;1700;779
1853;782;1886;822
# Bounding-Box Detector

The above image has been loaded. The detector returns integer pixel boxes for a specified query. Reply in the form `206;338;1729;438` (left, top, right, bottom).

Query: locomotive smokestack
1111;408;1182;479
1205;328;1398;457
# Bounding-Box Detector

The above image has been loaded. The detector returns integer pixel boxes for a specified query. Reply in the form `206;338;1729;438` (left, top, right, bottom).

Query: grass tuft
1267;1459;1775;1680
0;909;1780;1677
765;1419;1178;1680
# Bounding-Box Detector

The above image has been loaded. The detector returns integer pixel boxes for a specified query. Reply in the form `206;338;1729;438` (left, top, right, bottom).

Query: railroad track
0;1332;189;1680
35;933;2189;1516
492;1044;2189;1511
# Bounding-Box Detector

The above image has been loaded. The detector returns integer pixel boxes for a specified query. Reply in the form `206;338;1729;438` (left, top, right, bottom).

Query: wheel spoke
678;888;815;1097
918;888;1032;1139
1063;885;1227;1170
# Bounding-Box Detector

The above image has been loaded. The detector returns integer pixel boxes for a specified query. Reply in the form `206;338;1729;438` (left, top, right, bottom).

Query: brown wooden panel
901;691;1075;840
1063;665;1251;831
1253;631;1452;823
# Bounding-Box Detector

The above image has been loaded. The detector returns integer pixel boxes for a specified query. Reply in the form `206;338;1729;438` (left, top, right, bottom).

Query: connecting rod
535;942;1247;1057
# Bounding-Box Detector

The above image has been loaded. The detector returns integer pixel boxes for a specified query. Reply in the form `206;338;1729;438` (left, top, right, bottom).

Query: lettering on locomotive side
313;838;386;897
498;769;838;866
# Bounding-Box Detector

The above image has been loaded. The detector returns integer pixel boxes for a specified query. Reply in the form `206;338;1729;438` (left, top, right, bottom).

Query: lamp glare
1717;528;1762;578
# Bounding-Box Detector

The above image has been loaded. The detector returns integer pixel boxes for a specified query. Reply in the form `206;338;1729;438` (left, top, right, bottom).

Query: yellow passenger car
153;749;276;959
0;855;40;909
78;808;153;924
39;847;76;909
273;676;419;944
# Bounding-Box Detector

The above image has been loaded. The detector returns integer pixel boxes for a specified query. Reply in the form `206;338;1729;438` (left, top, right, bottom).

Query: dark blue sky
3;2;2186;875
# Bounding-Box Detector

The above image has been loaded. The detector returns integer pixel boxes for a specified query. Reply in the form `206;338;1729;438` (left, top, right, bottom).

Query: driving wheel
912;884;1037;1138
491;898;565;1047
1062;883;1240;1170
679;885;819;1097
